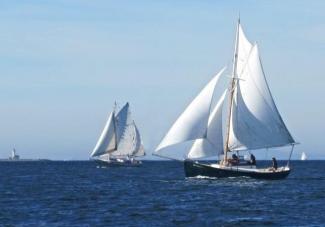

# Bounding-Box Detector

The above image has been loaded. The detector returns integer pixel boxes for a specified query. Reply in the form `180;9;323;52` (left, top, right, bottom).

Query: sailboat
154;19;298;180
90;102;145;167
301;152;307;161
9;148;20;160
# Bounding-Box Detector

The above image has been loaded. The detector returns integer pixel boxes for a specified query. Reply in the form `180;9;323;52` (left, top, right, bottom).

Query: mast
223;18;240;165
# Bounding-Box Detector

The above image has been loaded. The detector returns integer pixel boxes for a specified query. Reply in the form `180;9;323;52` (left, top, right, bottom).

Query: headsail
227;27;295;151
132;123;145;157
301;152;307;161
187;90;227;159
154;67;226;155
91;111;117;157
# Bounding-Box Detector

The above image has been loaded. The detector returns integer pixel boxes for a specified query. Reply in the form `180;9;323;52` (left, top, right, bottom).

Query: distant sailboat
301;152;307;161
9;148;20;160
90;102;145;167
154;19;298;180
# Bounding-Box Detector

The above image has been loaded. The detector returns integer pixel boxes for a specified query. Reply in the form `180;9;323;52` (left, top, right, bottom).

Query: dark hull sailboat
184;160;291;180
153;20;297;180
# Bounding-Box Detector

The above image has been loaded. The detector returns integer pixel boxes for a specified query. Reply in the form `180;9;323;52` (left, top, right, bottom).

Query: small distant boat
90;102;145;167
154;19;298;180
9;148;20;160
301;152;307;161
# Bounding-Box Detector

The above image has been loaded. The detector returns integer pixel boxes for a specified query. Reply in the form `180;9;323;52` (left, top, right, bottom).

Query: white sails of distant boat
90;103;145;165
9;148;20;160
301;152;307;161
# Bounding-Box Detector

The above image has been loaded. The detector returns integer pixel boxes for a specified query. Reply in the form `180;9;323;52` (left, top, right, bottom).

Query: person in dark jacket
250;154;256;165
231;153;239;165
272;157;278;171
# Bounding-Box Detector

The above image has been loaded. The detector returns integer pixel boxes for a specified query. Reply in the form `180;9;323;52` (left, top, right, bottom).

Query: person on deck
230;153;239;165
249;153;256;165
272;157;278;171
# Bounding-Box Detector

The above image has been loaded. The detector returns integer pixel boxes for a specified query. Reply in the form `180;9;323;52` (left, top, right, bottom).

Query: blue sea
0;160;324;226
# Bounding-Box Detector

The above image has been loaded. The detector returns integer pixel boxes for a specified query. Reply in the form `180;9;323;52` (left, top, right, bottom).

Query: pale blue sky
0;1;324;160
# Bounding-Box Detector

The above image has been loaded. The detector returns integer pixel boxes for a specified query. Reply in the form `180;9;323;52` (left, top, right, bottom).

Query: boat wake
188;175;219;180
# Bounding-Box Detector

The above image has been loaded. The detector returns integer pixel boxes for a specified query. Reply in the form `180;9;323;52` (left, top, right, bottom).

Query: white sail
301;152;307;161
91;111;117;157
115;103;132;143
113;123;135;157
111;103;134;157
155;68;226;154
133;124;145;157
228;40;295;151
187;90;227;159
236;24;254;77
111;104;145;157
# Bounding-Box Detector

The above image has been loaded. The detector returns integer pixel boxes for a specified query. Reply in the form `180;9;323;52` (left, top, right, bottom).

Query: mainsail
91;103;145;159
227;24;295;151
154;21;295;161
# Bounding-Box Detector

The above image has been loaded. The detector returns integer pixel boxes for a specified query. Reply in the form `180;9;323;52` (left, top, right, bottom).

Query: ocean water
0;160;324;226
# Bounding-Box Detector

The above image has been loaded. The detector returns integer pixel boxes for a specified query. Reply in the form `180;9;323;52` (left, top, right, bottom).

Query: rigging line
287;144;295;167
232;142;296;152
152;152;184;162
235;75;239;150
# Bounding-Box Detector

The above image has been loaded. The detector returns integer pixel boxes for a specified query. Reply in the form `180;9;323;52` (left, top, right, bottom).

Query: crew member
272;157;278;171
250;153;256;165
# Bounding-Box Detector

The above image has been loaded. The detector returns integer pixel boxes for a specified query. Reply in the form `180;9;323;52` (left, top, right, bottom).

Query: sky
0;0;324;160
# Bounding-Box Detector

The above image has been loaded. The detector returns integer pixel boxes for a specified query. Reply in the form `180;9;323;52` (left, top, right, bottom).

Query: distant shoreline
0;159;52;162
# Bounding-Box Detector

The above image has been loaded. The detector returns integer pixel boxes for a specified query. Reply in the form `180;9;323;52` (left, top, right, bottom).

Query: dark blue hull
184;160;291;180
